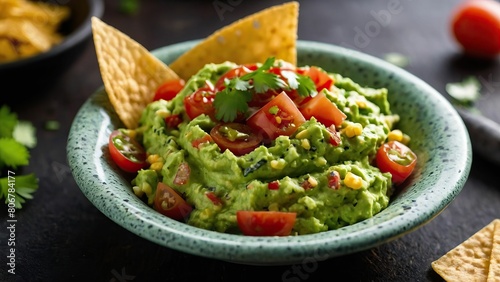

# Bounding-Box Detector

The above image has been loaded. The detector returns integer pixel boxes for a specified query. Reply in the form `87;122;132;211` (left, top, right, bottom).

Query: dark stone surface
1;1;499;281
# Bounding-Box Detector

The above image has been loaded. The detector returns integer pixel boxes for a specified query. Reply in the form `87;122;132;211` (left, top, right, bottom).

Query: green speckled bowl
67;40;472;265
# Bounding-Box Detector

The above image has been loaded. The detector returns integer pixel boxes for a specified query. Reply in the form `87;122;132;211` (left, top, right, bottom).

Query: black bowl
0;0;104;103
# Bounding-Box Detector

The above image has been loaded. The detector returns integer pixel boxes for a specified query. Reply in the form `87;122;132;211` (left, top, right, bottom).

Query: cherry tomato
376;141;417;185
236;211;296;236
153;79;185;101
301;66;334;92
184;83;216;120
108;130;147;173
299;92;347;128
154;182;192;221
451;0;500;58
215;65;257;90
210;123;263;156
247;92;306;141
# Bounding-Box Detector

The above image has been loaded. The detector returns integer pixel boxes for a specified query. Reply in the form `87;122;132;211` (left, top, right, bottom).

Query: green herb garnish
213;57;316;122
0;105;38;209
446;76;481;106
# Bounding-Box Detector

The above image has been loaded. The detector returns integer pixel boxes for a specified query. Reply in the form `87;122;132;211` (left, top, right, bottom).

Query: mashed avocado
131;62;398;235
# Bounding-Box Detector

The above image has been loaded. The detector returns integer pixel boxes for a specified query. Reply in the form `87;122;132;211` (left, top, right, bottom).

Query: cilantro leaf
0;173;38;209
213;89;252;122
296;74;317;97
0;105;18;138
252;72;287;93
384;52;409;68
0;138;30;169
231;77;251;91
13;120;37;149
446;76;481;106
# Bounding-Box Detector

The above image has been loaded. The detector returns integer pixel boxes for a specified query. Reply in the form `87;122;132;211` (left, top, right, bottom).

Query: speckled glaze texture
67;40;472;265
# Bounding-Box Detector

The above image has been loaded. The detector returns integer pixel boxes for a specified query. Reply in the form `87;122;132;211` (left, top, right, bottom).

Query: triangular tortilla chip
169;2;299;80
432;219;499;281
488;220;500;282
91;17;179;129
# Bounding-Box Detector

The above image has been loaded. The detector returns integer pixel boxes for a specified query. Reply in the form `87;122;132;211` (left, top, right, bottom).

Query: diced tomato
215;64;258;90
247;92;306;142
153;79;185;101
173;162;190;185
326;125;342;146
268;181;280;190
300;92;346;127
210;123;263;156
165;114;182;128
205;191;223;205
108;130;147;173
327;171;341;189
376;141;417;185
191;134;213;149
154;182;192;221
300;66;334;92
184;83;216;120
236;211;296;236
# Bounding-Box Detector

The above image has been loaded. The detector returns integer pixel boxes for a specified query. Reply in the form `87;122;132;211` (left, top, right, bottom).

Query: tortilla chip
488;220;500;282
169;1;299;80
431;219;499;282
91;17;179;129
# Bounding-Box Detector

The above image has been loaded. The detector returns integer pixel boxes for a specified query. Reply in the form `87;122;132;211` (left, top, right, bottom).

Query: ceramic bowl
67;40;472;265
0;0;104;103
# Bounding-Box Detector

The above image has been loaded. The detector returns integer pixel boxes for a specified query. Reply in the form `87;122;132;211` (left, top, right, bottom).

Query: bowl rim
68;39;472;265
0;0;104;70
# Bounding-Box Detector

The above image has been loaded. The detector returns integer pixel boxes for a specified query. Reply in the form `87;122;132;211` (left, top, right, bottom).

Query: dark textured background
1;0;500;281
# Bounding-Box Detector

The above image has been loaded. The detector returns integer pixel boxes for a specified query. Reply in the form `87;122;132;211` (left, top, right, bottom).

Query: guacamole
130;61;399;235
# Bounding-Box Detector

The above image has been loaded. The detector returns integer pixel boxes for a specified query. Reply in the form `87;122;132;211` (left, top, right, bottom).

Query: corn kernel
307;176;318;188
301;139;311;150
402;133;411;145
295;130;309;139
155;109;170;118
345;123;363;138
356;99;367;109
150;162;163;171
344;172;363;190
270;159;286;170
147;154;161;164
388;129;403;142
268;203;279;211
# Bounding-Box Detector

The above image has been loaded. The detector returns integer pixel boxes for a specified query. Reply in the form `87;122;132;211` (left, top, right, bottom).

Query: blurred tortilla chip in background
0;0;69;63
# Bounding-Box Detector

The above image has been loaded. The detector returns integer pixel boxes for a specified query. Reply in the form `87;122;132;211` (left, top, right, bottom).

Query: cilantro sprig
0;105;38;209
213;57;317;122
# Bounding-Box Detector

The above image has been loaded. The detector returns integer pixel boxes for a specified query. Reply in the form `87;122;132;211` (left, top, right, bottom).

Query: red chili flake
268;181;280;190
327;171;341;190
205;191;223;205
173;162;190;185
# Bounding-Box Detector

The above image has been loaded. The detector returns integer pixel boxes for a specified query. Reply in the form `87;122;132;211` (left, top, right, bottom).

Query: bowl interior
68;40;471;265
